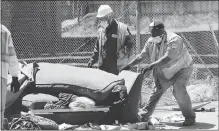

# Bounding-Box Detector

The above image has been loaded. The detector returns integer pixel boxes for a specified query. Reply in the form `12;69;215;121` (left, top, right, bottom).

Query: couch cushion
34;63;125;102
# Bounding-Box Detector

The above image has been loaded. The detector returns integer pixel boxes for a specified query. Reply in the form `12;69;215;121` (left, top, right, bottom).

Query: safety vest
98;20;131;68
1;24;19;79
162;31;193;79
148;31;193;79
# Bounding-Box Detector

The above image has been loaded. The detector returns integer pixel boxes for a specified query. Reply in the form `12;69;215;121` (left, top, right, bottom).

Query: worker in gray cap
121;21;196;126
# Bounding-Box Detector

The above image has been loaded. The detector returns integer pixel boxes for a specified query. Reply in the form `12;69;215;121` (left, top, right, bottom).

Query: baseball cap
149;21;165;30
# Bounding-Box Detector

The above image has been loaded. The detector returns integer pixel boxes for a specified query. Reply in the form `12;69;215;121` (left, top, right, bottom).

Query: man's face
99;16;111;24
149;27;160;37
149;26;164;37
149;27;165;43
98;16;111;29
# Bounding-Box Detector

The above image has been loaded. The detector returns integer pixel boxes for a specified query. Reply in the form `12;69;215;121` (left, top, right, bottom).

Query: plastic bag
69;97;95;109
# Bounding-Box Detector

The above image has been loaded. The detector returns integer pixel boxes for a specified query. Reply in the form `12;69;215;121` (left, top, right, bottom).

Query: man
1;24;20;129
121;21;196;126
88;5;133;75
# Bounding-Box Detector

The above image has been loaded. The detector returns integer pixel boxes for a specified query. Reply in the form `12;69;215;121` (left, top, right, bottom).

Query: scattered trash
60;121;150;130
100;125;121;130
137;109;148;121
122;122;149;130
74;127;93;130
148;117;165;130
148;117;160;125
59;123;75;130
18;111;59;130
120;126;130;130
172;101;212;111
123;123;138;129
160;113;184;123
9;117;41;130
136;122;149;130
200;107;216;112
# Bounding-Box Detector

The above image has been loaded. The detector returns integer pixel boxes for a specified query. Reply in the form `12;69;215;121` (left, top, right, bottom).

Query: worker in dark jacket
88;5;134;75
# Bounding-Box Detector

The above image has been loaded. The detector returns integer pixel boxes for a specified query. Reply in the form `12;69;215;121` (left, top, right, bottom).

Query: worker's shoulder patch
112;34;118;38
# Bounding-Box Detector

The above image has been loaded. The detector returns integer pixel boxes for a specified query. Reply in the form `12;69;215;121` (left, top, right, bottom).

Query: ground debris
58;121;152;130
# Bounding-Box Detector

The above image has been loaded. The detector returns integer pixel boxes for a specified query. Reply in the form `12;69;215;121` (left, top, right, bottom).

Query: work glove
141;64;153;74
11;77;21;93
120;65;131;72
88;60;94;68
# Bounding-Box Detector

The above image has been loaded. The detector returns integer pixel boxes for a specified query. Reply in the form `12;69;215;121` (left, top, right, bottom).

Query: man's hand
120;65;131;72
88;60;94;68
141;64;153;74
11;77;20;93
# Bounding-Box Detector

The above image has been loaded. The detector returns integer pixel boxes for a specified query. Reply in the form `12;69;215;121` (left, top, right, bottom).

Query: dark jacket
89;19;133;75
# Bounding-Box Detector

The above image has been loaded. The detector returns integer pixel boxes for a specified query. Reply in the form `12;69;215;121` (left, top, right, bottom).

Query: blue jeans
142;64;196;120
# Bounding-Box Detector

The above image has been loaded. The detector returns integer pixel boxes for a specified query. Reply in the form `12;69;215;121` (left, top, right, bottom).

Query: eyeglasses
98;16;109;21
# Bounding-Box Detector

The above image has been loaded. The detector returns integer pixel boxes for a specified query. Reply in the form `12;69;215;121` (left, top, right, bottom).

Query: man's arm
124;35;133;58
124;28;134;58
89;38;99;64
8;33;19;77
128;42;149;67
150;54;171;69
150;36;183;69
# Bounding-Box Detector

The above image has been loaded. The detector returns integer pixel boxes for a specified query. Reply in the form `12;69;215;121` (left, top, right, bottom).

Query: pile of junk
5;62;155;130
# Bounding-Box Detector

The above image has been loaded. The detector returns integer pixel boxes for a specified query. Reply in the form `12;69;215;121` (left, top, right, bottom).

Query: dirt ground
153;101;218;130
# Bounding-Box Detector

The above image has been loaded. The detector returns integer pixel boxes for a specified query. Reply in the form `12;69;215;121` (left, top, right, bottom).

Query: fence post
136;0;142;106
120;1;125;22
72;1;75;18
209;23;218;51
136;0;141;61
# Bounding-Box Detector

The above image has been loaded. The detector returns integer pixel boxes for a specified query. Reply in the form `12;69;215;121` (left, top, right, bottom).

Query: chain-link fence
1;1;218;107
